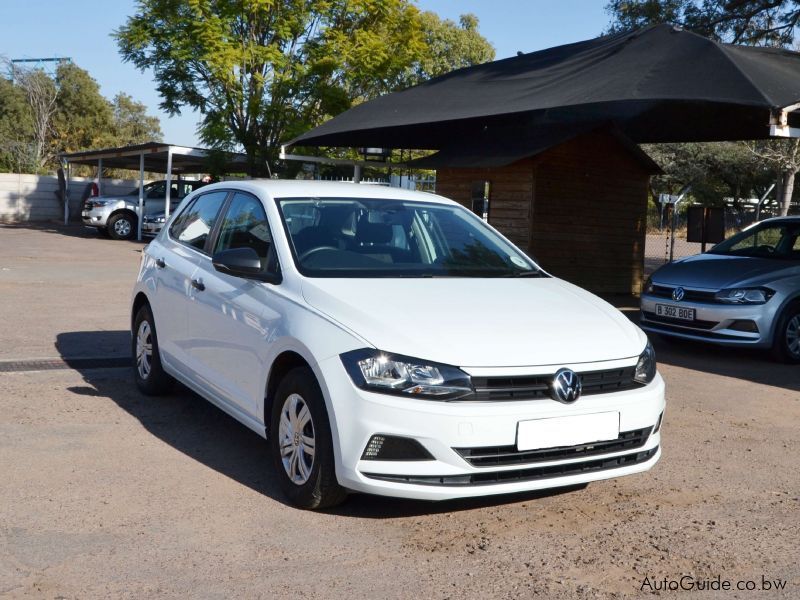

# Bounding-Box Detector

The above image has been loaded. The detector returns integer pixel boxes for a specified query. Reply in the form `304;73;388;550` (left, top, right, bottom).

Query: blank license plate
655;303;695;321
517;412;620;451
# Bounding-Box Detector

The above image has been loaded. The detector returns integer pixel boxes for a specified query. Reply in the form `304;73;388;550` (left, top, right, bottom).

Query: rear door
149;190;229;373
183;191;283;419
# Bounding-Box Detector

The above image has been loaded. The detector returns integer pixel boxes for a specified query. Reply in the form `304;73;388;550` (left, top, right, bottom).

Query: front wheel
771;303;800;363
270;367;347;510
108;212;136;240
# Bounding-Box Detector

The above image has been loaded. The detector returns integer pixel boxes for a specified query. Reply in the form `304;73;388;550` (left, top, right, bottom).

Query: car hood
652;253;799;289
301;277;645;367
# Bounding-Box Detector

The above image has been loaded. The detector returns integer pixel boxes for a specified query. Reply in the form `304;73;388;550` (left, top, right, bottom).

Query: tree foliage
606;0;800;46
0;61;162;174
115;1;495;175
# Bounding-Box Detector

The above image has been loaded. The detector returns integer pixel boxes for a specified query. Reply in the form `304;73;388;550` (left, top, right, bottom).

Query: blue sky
0;1;609;147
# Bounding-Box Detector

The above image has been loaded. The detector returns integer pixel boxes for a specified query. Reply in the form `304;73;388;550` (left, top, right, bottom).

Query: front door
185;191;282;419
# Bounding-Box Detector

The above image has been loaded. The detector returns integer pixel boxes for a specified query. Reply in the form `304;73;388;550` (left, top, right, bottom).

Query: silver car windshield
276;197;544;278
710;222;800;259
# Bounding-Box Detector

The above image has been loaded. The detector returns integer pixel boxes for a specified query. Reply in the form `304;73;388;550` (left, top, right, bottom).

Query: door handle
191;279;205;291
155;257;166;269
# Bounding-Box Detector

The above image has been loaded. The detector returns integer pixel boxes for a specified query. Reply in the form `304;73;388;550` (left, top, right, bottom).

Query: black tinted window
214;193;278;274
169;191;227;251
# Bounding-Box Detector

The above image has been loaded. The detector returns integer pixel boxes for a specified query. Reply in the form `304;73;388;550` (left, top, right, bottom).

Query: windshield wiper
502;270;545;277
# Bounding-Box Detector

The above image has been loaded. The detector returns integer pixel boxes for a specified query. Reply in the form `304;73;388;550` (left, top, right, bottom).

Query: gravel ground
1;224;798;599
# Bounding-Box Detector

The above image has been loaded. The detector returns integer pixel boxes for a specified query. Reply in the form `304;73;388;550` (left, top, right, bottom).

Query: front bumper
81;208;110;227
142;220;164;235
640;293;775;347
318;356;665;501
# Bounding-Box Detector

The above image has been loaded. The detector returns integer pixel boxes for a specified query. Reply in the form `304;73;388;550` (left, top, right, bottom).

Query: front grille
470;366;638;402
362;447;659;487
454;427;652;467
642;311;718;330
651;285;718;303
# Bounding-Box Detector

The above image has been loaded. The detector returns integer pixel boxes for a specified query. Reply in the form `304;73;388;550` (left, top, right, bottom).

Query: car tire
270;367;347;510
771;302;800;363
132;304;175;395
108;212;136;240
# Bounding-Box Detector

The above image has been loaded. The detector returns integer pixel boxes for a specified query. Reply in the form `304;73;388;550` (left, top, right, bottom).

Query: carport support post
97;158;103;195
353;164;362;183
164;147;173;220
137;153;144;241
64;161;70;225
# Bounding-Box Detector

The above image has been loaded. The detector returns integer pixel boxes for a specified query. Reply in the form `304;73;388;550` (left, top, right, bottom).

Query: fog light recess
729;320;758;333
361;435;435;461
653;412;664;433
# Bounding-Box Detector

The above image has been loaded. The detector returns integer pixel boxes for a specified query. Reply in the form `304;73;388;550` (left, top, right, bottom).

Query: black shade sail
290;24;800;150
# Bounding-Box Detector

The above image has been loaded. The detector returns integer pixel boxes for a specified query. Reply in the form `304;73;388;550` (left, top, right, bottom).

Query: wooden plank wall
435;159;535;251
531;132;649;295
434;131;650;295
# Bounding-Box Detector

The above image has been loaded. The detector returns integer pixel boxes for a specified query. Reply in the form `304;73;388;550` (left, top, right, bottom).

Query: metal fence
644;203;781;276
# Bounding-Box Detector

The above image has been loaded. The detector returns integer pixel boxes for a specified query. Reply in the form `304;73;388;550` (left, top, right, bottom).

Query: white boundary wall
0;174;147;223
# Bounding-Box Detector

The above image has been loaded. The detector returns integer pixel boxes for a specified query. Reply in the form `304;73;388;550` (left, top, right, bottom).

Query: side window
214;192;278;274
169;190;228;252
147;181;166;198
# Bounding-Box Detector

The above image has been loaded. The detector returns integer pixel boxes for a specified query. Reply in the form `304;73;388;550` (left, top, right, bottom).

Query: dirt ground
1;224;798;599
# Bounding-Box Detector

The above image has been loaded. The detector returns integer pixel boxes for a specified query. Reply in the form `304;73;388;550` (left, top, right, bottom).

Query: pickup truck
81;180;205;240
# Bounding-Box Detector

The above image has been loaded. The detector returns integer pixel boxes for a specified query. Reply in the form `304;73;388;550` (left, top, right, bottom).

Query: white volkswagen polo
131;180;665;509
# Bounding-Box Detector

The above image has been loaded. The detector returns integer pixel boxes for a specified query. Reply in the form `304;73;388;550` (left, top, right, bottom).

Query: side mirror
212;247;281;284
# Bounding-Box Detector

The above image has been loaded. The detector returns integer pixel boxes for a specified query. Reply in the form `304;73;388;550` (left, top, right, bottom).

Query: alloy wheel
278;393;316;485
115;218;132;238
136;320;152;380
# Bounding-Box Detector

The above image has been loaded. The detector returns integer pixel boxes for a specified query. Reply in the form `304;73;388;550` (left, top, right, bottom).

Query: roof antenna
516;51;524;56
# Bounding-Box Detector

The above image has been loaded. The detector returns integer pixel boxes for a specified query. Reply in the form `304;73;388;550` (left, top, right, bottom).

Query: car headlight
643;275;654;294
91;200;111;207
340;349;473;400
714;287;774;304
633;341;656;385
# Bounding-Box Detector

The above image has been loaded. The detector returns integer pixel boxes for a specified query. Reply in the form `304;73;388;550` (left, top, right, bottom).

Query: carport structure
287;24;800;294
60;142;249;240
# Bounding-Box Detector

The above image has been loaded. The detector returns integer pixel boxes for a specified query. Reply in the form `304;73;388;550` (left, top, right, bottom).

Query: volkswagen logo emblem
551;368;582;403
672;287;685;302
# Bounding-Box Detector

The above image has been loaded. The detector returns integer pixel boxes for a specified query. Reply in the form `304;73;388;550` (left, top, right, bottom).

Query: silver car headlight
633;341;656;385
714;287;774;304
91;199;111;207
340;349;473;400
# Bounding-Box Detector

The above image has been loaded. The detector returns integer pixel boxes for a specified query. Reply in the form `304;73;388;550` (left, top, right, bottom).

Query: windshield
709;222;800;259
276;197;544;278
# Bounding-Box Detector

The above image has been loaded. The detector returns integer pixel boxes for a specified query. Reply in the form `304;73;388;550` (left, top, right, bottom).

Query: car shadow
56;330;594;517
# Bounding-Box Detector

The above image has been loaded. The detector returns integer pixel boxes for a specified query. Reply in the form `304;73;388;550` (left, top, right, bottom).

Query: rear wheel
771;303;800;363
132;304;174;395
270;367;347;510
108;212;136;240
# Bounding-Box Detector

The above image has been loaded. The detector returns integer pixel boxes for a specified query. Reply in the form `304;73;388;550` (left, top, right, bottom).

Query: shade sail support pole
138;153;145;241
165;147;173;220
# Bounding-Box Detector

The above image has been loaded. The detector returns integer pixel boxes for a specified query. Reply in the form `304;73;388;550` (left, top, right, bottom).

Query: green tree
116;0;428;175
0;75;35;172
53;62;115;154
112;93;163;145
406;12;495;85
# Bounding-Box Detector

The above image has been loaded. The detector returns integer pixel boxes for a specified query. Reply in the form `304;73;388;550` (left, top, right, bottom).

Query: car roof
758;215;800;224
195;179;457;206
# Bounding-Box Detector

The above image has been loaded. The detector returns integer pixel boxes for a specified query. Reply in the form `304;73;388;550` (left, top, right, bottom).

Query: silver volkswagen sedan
641;217;800;362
